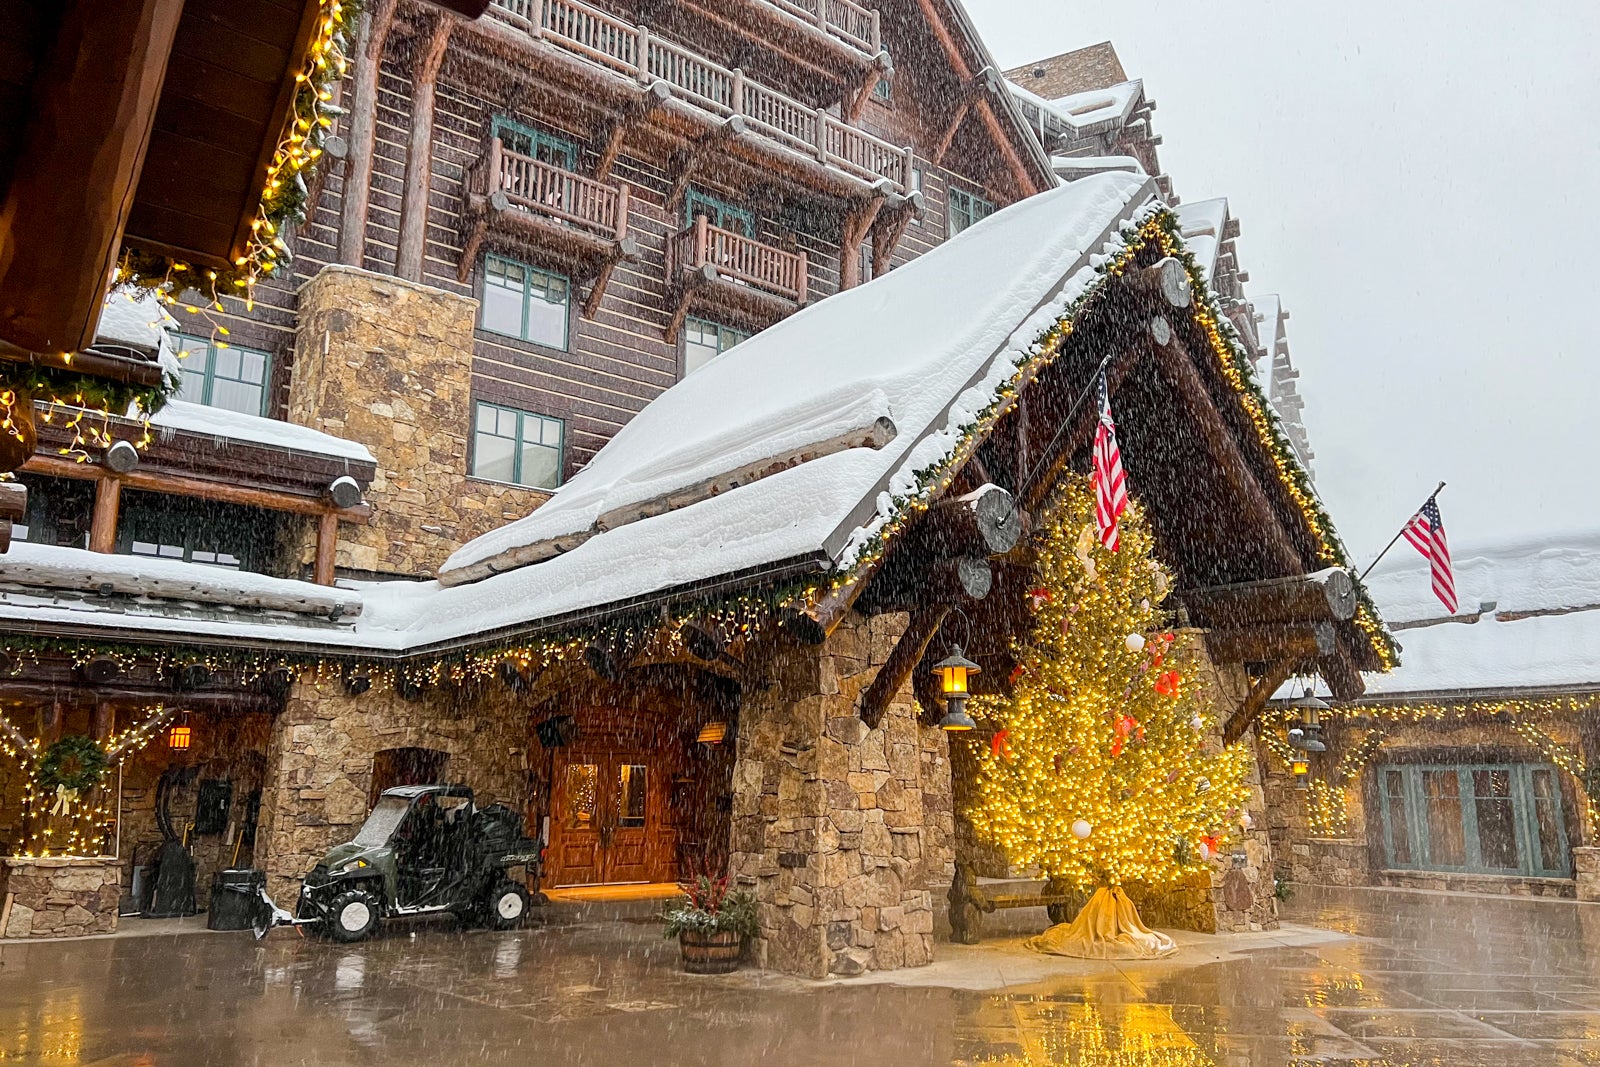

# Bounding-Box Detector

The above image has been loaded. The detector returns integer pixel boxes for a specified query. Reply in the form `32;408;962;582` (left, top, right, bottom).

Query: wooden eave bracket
665;117;747;214
595;80;673;181
1222;657;1297;745
858;604;950;729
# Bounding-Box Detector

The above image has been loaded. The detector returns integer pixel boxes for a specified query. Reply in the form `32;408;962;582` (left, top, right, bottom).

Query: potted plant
662;872;757;974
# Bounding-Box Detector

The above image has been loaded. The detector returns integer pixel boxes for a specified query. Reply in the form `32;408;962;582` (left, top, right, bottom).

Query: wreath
37;735;109;793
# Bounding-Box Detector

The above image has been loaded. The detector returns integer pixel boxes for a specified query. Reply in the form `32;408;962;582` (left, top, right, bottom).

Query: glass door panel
1382;768;1412;866
1528;768;1570;875
1421;769;1466;867
1472;768;1519;870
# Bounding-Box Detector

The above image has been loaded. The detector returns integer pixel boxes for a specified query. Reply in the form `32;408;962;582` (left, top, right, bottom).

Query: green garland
37;735;110;793
0;361;176;419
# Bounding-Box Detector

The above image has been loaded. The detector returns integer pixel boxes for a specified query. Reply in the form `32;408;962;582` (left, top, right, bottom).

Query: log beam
395;15;456;282
314;511;339;586
838;196;885;289
23;453;373;522
1223;657;1297;746
89;478;121;553
594;80;673;180
0;0;186;354
1205;620;1335;665
338;0;400;267
1182;569;1357;630
859;605;950;729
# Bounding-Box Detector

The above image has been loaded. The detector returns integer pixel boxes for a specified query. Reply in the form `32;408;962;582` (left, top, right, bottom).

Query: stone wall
729;611;953;978
290;265;549;578
1261;711;1591;898
255;677;529;900
1;856;120;938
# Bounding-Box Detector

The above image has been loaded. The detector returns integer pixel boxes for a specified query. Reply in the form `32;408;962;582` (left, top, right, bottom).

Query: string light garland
115;0;356;304
968;473;1253;891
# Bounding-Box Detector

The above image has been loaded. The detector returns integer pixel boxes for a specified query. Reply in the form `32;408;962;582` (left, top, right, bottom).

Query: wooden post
314;512;339;587
614;183;630;240
813;107;830;161
486;134;503;200
528;0;546;37
395;16;456;282
635;24;650;81
337;0;399;267
869;9;881;53
693;214;709;269
0;0;186;353
730;68;745;116
91;701;115;742
794;250;808;304
89;477;121;553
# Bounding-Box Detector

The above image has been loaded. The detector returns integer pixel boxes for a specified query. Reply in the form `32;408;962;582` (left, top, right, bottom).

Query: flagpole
1357;481;1446;582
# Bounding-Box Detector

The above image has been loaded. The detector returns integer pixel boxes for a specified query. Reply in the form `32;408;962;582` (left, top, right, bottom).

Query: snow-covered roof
1177;198;1229;282
93;293;184;390
0;173;1158;653
1052;155;1146;180
442;172;1152;586
1289;531;1600;701
147;400;376;465
1008;79;1144;136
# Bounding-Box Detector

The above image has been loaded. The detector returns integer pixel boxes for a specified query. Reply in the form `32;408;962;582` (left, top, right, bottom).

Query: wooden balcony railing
489;0;909;190
766;0;880;54
487;139;630;240
672;215;808;304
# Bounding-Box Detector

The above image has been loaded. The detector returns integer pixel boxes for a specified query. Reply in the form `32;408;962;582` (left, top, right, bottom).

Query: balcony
485;0;911;193
459;141;638;311
666;215;807;340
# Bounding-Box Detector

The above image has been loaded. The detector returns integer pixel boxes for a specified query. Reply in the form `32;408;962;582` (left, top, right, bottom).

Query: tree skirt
1026;886;1177;959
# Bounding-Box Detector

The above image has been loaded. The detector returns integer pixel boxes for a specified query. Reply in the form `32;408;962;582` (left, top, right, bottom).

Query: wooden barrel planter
678;929;742;973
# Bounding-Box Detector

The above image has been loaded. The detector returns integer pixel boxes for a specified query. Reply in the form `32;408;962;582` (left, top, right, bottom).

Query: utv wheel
326;888;381;942
485;882;530;930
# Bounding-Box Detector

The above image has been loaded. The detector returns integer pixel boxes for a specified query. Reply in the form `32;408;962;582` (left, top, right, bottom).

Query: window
480;256;570;349
683;317;750;376
174;334;271;416
1377;762;1571;877
472;402;564;489
684;189;755;236
117;490;281;572
872;76;892;102
491;116;577;169
947;187;995;237
911;167;924;193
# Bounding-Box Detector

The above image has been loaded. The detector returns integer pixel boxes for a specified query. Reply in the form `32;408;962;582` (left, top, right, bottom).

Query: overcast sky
966;0;1600;567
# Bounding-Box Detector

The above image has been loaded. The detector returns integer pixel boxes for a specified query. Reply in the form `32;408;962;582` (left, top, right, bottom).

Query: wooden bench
946;862;1081;943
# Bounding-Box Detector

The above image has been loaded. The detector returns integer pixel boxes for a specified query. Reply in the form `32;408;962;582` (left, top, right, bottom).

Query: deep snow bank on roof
148;400;376;464
1008;79;1143;134
443;172;1152;583
1177;199;1228;282
95;293;184;389
1282;531;1600;700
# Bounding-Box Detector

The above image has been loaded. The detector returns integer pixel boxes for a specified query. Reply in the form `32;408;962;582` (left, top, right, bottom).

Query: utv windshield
352;795;412;848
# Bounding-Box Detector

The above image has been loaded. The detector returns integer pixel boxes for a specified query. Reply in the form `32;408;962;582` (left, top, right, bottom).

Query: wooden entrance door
549;751;666;885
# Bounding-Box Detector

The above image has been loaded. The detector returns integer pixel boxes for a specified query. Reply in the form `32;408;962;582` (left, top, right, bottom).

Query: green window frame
490;115;577;170
471;401;565;489
479;255;570;350
116;490;279;572
682;317;750;377
684;188;755;235
1377;762;1571;878
173;334;272;416
947;186;994;237
872;76;893;102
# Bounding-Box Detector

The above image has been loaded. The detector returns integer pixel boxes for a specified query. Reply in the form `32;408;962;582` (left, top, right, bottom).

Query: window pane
540;417;562;446
240;349;267;384
1530;769;1567;873
481;266;526;338
210;378;264;416
1384;769;1411;865
178;366;208;404
524;271;568;349
1472;768;1518;870
618;764;646;828
684;324;720;375
1422;770;1466;867
213;346;242;381
519;439;561;489
565;764;598;830
473;429;516;483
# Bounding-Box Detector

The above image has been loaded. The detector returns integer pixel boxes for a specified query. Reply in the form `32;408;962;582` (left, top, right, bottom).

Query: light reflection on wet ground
4;885;1600;1065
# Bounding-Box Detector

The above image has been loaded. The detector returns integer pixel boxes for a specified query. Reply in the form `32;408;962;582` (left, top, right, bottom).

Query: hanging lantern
168;725;192;750
1291;756;1310;789
1289;688;1329;753
932;646;980;731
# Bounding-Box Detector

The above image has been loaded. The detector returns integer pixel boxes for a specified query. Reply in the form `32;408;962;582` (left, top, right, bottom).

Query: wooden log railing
671;215;808;303
489;139;630;240
489;0;909;189
766;0;881;54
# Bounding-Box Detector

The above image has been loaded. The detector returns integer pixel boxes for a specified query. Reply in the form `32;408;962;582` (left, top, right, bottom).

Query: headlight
333;858;370;875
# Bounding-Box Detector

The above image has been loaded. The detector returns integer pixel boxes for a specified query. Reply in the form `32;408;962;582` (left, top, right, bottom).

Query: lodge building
0;7;1399;975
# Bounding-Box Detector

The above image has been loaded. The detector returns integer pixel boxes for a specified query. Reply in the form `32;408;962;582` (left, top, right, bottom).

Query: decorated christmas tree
969;472;1253;958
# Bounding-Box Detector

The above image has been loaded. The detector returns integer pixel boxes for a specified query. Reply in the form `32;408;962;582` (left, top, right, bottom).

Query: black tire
484;881;530;930
1046;902;1073;925
325;887;382;943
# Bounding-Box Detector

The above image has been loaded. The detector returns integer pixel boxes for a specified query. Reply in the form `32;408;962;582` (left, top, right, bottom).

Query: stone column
290;265;550;577
730;611;951;977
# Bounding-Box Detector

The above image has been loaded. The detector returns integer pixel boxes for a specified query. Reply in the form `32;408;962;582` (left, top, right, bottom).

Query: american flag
1402;497;1457;613
1092;373;1128;551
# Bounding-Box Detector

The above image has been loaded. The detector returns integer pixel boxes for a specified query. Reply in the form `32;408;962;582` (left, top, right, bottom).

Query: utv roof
380;784;473;798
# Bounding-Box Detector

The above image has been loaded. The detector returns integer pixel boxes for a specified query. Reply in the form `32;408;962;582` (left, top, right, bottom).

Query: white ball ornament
1140;598;1151;611
1240;812;1255;831
1190;714;1205;732
1071;819;1092;840
1125;633;1146;652
1197;840;1211;861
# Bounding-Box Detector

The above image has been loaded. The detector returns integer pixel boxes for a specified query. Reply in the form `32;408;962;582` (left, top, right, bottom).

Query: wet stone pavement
6;885;1600;1065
